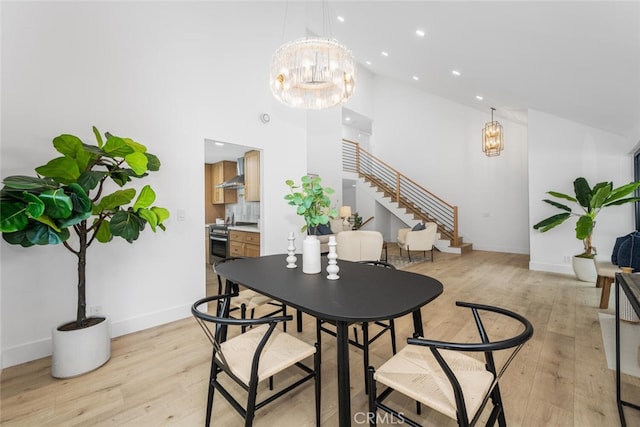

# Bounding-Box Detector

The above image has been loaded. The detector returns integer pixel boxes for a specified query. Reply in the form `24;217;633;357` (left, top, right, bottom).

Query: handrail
342;139;460;246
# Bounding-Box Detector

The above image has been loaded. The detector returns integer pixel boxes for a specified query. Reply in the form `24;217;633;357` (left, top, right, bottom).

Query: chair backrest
402;222;437;250
191;293;291;377
407;301;534;425
336;230;384;262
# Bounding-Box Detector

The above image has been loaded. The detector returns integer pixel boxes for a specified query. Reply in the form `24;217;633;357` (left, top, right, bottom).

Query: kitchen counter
228;225;260;233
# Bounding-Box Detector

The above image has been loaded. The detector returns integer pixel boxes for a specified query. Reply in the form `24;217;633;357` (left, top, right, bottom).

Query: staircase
343;140;472;255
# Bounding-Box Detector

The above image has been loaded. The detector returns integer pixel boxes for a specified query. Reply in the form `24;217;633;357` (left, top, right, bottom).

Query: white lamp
339;206;352;227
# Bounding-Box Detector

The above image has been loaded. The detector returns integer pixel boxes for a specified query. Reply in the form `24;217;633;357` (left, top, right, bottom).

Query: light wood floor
2;249;639;426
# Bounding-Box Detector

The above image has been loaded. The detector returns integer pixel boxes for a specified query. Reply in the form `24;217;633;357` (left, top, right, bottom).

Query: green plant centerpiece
533;177;640;258
0;126;169;331
284;175;338;233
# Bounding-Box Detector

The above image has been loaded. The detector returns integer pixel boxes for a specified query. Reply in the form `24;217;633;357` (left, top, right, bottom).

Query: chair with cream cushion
397;222;437;262
367;301;534;427
317;218;351;253
192;293;320;427
336;230;384;262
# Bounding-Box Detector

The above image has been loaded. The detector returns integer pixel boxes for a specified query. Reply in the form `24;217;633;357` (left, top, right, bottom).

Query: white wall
528;110;635;274
369;76;530;254
0;1;308;368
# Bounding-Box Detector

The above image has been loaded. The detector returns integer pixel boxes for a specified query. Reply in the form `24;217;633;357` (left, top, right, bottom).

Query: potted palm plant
533;176;640;281
285;175;337;274
0;126;169;377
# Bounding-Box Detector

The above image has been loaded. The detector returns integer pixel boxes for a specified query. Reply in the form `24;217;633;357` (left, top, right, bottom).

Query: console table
614;273;640;426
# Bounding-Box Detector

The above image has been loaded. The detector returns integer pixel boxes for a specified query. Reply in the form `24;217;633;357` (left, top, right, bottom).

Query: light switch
177;209;186;221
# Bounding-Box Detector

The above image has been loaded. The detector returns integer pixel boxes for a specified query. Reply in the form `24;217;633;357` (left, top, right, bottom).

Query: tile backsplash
225;187;260;224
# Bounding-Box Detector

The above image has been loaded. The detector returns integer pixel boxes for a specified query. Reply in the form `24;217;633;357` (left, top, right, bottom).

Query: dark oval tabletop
215;254;444;322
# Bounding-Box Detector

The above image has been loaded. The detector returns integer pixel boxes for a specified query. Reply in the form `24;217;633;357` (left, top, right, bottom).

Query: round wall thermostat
260;113;271;123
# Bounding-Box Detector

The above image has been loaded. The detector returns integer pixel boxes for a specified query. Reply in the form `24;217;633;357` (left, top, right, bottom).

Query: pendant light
482;107;504;157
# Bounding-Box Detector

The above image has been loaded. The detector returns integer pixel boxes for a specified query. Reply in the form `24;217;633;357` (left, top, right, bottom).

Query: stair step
452;242;473;254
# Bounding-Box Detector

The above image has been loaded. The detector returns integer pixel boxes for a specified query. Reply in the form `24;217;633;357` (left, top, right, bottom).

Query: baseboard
1;303;192;369
529;261;574;276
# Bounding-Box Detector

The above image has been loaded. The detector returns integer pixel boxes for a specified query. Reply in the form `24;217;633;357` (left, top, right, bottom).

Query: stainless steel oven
209;225;228;263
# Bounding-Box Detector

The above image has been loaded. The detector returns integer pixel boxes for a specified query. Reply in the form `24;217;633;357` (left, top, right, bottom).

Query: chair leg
245;379;259;427
206;351;219;427
367;367;377;427
488;384;506;427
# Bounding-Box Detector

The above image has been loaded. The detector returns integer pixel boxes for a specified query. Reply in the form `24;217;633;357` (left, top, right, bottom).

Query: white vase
302;235;321;274
51;317;111;378
572;256;597;282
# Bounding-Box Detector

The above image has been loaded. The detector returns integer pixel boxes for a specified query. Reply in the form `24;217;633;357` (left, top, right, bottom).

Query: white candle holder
326;235;339;279
286;232;297;268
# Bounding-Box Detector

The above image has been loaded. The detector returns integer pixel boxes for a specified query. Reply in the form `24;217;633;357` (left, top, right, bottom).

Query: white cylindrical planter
302;235;321;274
572;256;597;282
51;317;111;378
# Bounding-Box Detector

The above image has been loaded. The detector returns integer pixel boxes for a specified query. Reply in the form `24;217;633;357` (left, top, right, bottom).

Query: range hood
216;157;245;189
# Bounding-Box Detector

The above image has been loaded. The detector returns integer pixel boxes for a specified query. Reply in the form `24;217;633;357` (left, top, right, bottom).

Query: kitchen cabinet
229;230;260;257
244;150;260;202
212;161;237;204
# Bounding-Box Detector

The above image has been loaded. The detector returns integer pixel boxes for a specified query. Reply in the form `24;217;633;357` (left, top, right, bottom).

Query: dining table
215;254;444;427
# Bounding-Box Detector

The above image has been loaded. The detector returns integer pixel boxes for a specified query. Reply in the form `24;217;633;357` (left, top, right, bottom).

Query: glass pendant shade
482;108;504;157
270;37;356;109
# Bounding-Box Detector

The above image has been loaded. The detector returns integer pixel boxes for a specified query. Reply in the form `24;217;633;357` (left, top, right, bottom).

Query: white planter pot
302;235;321;274
51;317;111;378
572;256;597;282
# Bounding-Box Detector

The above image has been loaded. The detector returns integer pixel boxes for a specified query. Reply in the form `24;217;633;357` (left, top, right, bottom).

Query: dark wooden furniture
614;273;640;426
367;301;534;427
215;254;444;427
192;293;320;426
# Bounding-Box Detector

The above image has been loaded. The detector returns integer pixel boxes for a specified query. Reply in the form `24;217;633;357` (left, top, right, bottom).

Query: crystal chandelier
482;107;504;157
270;36;356;110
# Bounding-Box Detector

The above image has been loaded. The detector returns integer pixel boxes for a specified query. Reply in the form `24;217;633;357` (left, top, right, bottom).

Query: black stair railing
342;139;460;246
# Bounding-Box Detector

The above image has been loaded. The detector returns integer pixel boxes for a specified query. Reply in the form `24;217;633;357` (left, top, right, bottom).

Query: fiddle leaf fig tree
533;177;640;258
285;175;338;233
0;127;169;329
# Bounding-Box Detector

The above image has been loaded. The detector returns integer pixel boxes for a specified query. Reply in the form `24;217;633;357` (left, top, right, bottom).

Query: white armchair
336;230;384;262
397;222;437;262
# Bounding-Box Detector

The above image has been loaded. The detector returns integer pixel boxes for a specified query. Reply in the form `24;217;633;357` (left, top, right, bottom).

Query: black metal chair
317;260;397;391
192;293;321;427
367;301;534;427
214;257;287;332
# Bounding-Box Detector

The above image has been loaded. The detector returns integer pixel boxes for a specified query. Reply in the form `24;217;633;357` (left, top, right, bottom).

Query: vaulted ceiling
302;1;640;142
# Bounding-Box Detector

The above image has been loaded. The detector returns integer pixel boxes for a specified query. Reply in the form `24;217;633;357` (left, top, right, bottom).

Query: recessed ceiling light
475;95;484;100
337;16;345;23
412;76;419;81
381;51;389;57
415;29;425;37
214;142;224;146
365;60;372;66
345;116;352;121
451;70;461;76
